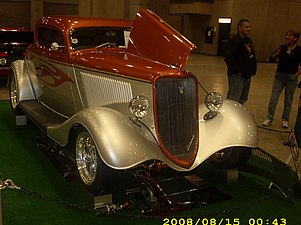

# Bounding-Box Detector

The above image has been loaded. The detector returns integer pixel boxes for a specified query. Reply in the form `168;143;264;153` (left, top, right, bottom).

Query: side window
38;27;64;49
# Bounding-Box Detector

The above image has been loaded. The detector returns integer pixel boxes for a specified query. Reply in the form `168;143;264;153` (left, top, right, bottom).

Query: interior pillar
30;0;43;30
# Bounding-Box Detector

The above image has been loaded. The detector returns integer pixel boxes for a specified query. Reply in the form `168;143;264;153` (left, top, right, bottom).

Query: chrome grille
155;77;198;162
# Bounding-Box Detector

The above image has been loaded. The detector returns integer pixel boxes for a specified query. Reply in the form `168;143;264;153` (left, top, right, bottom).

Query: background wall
0;0;31;28
1;0;301;61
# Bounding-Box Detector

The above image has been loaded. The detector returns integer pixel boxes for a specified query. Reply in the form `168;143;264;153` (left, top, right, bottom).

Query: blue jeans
266;71;298;122
227;74;251;104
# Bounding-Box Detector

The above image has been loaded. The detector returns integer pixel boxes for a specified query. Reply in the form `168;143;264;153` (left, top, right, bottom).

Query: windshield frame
69;27;131;51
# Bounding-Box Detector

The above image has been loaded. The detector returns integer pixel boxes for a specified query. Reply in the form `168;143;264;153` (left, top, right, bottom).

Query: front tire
207;147;252;170
74;126;110;195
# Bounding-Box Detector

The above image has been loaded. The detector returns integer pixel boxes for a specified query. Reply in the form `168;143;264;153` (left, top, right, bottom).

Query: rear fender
10;60;35;102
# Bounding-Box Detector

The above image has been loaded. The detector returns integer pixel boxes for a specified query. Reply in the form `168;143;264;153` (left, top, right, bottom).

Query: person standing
262;30;301;128
224;19;257;105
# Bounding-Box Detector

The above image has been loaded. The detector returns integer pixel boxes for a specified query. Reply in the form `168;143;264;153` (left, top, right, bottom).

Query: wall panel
0;1;30;28
43;2;78;16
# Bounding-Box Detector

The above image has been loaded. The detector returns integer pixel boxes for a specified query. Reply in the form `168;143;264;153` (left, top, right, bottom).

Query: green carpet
1;100;301;224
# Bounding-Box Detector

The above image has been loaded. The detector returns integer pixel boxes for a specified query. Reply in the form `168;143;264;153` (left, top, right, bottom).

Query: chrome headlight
0;57;7;66
204;92;223;120
129;95;150;119
204;92;223;111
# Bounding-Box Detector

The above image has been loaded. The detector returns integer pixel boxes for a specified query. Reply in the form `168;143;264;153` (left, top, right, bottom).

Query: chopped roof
37;16;133;33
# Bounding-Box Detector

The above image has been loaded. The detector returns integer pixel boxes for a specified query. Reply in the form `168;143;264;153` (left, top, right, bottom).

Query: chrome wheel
8;72;23;115
9;75;18;110
76;130;98;185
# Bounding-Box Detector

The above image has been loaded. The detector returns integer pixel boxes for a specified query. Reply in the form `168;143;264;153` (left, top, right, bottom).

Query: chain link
0;179;21;190
0;181;5;190
0;178;130;215
0;176;295;220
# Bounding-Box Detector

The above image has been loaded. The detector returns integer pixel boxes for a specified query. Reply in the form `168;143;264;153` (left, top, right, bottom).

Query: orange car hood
127;9;196;70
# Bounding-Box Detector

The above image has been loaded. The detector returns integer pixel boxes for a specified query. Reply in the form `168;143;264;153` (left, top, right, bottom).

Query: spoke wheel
8;72;23;115
76;130;98;185
73;126;111;195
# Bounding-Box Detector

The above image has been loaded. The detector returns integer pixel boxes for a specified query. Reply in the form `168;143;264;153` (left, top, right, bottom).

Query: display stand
283;89;301;182
0;174;3;225
15;115;27;126
80;187;112;210
226;168;239;184
285;129;301;181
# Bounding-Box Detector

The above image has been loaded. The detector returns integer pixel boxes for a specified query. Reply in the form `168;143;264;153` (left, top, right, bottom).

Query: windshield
0;31;34;44
70;27;131;50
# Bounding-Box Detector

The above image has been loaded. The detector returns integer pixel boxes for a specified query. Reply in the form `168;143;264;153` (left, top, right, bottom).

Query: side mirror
50;42;64;51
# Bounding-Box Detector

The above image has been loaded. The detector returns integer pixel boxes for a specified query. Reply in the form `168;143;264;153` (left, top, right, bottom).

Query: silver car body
10;9;258;172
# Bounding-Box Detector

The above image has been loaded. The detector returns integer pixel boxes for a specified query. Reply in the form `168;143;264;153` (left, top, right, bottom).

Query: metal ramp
240;146;300;201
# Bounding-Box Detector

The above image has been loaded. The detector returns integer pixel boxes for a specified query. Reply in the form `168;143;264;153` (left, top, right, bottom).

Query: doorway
217;22;231;56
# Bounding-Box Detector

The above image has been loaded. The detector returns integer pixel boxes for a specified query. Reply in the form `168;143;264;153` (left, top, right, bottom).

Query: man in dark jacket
224;19;257;104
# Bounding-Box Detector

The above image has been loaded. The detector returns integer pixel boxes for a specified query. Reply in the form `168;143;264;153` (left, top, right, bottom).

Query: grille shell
155;77;198;168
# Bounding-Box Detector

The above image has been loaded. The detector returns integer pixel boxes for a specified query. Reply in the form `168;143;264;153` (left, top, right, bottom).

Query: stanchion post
0;173;3;225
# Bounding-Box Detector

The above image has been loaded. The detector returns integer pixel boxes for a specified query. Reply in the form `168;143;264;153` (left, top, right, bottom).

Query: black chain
0;179;130;216
0;177;281;220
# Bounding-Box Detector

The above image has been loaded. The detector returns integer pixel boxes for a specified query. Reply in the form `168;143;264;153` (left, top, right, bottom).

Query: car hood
71;49;184;81
127;9;196;70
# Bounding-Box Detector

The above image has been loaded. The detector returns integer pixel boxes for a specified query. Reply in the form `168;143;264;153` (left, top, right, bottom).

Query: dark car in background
0;28;33;82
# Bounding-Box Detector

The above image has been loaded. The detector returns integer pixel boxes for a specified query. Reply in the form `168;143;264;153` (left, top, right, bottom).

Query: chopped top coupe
9;9;258;195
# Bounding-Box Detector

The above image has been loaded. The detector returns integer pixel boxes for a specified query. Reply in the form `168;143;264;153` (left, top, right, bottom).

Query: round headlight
129;95;150;118
0;57;7;66
204;92;223;111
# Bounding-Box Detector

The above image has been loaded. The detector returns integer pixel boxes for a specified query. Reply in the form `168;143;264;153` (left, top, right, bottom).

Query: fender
192;99;259;169
47;100;258;171
10;60;35;102
46;107;183;170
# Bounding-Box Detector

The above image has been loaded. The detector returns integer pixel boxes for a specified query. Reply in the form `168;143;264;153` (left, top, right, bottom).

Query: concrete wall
79;0;147;19
166;0;301;61
0;0;31;28
2;0;301;61
0;0;79;30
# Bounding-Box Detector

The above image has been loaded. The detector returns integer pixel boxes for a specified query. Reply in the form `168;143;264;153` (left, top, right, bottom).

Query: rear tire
8;71;24;115
207;147;252;170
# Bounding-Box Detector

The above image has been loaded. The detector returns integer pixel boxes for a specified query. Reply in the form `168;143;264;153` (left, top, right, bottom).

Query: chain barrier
0;178;129;216
0;175;284;221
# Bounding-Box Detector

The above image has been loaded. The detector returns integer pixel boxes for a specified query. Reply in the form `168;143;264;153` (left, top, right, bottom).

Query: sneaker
262;119;272;127
281;120;288;129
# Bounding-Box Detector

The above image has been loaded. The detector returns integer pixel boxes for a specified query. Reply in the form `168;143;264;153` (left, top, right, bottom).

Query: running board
240;147;299;201
19;100;67;132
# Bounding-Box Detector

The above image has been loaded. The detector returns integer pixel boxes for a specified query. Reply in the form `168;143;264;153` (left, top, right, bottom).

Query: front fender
47;107;176;170
192;99;259;169
47;100;258;171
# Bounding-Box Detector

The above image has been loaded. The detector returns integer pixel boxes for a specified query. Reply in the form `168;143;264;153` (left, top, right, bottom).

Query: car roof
37;16;133;33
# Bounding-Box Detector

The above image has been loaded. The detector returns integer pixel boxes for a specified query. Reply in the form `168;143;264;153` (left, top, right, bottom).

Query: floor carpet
1;100;301;225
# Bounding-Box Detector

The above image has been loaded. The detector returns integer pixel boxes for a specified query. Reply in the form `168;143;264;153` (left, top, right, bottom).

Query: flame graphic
37;64;73;87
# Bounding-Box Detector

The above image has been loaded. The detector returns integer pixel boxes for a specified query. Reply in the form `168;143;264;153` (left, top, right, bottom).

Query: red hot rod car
9;9;258;195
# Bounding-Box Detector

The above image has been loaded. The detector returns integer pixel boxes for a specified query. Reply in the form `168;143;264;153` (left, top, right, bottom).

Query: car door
32;27;76;117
